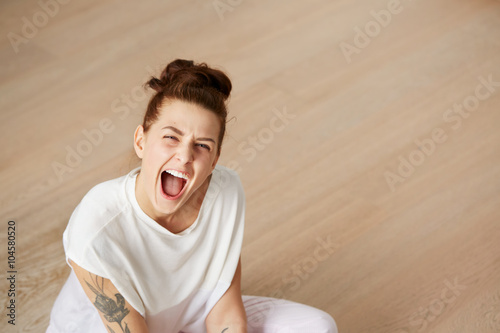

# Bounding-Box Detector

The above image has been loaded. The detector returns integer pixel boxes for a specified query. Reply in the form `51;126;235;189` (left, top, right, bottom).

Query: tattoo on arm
84;273;131;333
221;328;229;333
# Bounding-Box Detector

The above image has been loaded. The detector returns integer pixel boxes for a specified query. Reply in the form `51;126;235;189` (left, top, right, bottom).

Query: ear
134;125;145;159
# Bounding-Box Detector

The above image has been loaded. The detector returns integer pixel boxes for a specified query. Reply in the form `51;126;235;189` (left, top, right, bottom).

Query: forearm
206;318;247;333
205;298;247;333
206;258;247;333
206;321;247;333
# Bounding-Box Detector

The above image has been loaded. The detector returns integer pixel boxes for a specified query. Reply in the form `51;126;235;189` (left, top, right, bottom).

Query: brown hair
143;59;232;154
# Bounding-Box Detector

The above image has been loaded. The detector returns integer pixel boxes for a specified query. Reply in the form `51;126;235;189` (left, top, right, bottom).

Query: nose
175;143;194;164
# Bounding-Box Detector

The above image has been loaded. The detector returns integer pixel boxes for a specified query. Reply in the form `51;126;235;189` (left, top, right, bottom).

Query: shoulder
78;173;130;219
211;165;245;200
63;171;134;255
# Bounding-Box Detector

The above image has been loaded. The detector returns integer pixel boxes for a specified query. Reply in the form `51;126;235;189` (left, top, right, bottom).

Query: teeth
165;170;188;180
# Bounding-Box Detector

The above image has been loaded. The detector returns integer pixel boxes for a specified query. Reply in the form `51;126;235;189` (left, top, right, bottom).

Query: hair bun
146;59;231;99
142;59;232;152
163;59;195;80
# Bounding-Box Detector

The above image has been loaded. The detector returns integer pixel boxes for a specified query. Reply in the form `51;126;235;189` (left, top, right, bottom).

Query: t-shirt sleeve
62;184;146;316
63;192;109;277
209;166;246;285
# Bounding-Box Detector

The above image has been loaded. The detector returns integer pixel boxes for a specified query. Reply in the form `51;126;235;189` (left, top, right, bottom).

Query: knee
287;311;338;333
311;313;338;333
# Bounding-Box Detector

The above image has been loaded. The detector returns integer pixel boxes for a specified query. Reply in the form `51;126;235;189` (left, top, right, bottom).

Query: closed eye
196;143;211;151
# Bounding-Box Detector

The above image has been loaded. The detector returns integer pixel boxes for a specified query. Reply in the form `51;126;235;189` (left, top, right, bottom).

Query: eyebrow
162;126;216;144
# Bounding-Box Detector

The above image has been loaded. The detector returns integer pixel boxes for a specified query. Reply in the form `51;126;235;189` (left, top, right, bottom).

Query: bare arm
205;257;247;333
70;260;149;333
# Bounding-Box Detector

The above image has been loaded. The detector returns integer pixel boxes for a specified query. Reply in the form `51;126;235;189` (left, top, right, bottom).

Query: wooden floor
1;0;499;332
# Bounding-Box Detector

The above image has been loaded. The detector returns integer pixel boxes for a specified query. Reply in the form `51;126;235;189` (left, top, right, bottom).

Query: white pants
47;271;338;333
243;295;338;333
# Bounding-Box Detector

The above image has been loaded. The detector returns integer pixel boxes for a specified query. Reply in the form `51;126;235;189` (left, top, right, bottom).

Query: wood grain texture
1;0;499;332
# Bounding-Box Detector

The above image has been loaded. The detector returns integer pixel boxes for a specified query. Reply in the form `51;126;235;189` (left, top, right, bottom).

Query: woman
47;59;338;333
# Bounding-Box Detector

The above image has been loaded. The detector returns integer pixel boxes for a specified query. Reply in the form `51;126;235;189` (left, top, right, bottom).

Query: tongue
163;172;184;197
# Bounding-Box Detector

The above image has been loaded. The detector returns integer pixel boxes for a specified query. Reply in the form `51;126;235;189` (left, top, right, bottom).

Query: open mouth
161;170;189;200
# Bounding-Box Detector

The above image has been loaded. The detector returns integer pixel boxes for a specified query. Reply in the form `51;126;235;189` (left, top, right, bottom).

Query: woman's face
134;99;220;222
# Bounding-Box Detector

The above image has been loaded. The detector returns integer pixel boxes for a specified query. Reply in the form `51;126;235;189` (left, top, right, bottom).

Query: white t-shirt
63;165;245;332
